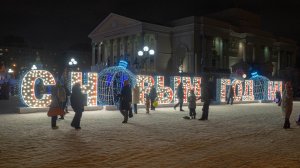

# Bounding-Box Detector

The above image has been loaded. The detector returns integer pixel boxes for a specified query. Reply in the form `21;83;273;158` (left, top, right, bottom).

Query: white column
97;42;101;65
92;42;96;66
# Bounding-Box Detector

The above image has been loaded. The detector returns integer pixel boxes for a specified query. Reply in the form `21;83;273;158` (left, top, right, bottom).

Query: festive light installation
242;80;254;101
136;75;155;104
231;79;243;102
193;77;201;99
268;81;282;101
70;72;98;106
171;76;202;103
250;75;269;100
171;76;182;103
20;70;56;107
216;79;231;102
155;76;173;104
98;66;136;105
20;68;283;108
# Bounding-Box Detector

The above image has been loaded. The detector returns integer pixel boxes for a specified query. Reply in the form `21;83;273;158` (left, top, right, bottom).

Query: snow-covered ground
1;102;300;168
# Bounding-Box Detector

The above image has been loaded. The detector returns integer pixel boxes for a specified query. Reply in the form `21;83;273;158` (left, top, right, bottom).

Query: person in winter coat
70;83;85;130
227;85;234;105
198;75;211;121
119;80;132;123
149;86;157;110
132;85;140;114
174;82;184;111
188;89;197;119
281;81;293;129
49;85;60;129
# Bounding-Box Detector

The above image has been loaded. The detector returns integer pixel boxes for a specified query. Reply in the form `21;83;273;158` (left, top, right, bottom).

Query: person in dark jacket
149;86;157;110
227;85;234;105
198;75;211;120
119;80;132;123
174;82;184;111
70;83;85;130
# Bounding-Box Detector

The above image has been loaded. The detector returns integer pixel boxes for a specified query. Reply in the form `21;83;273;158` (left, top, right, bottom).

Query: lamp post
137;46;155;74
68;58;78;71
31;65;37;70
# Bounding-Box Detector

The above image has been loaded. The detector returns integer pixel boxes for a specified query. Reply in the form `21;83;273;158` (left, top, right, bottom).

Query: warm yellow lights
21;70;56;108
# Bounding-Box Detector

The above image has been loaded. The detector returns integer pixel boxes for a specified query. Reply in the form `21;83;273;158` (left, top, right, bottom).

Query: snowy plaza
1;102;300;168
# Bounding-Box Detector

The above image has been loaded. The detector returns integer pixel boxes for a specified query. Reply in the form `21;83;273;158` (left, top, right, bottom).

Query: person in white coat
132;85;140;114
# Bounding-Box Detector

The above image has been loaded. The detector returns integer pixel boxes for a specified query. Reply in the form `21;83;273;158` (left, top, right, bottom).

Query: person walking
188;89;197;119
119;80;132;123
49;85;60;129
70;83;85;130
149;86;157;111
174;82;184;111
227;85;234;105
199;75;211;121
281;81;293;129
57;83;67;120
132;84;140;114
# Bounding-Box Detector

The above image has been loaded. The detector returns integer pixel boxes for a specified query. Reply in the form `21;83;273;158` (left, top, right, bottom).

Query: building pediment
88;13;142;39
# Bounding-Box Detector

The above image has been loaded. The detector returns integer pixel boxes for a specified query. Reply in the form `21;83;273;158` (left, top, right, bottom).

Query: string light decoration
268;81;282;101
171;76;181;103
242;80;254;101
193;77;201;99
250;75;269;100
70;72;98;106
216;78;231;102
155;76;173;104
136;75;155;104
231;79;243;102
20;70;56;107
98;66;136;106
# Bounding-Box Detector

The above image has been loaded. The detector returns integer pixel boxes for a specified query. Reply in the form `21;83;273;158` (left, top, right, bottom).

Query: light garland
20;70;56;107
232;79;243;102
216;78;231;102
136;75;155;104
268;81;282;101
155;76;173;104
242;80;254;101
19;68;283;108
70;72;98;106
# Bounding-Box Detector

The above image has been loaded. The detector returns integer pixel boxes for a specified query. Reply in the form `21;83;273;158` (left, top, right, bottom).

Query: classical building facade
89;9;298;79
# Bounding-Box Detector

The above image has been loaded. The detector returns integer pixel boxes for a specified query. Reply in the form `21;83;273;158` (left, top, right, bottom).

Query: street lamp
137;46;155;73
8;68;14;73
31;65;37;70
69;58;77;66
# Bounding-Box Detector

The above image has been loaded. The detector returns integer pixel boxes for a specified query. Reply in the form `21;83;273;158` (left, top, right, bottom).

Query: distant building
89;8;298;79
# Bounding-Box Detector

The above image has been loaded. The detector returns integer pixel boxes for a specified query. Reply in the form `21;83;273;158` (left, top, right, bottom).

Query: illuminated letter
268;81;282;100
216;79;231;102
243;80;254;101
232;79;243;102
21;70;56;107
70;72;98;106
193;77;201;98
136;75;155;104
155;76;173;104
171;76;181;103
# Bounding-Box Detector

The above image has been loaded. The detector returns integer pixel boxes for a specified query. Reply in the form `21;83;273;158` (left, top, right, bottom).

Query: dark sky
1;0;300;50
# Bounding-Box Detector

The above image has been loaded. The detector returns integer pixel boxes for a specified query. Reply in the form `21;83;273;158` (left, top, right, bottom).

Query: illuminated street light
31;65;37;70
137;46;155;73
8;68;14;73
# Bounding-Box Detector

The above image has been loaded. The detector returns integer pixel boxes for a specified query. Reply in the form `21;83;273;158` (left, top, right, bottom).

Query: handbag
153;100;158;108
47;107;64;117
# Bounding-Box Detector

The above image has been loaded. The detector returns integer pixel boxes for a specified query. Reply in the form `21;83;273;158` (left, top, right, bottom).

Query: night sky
1;0;300;51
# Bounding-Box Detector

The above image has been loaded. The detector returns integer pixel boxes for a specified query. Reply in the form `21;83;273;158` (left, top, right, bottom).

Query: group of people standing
49;82;85;130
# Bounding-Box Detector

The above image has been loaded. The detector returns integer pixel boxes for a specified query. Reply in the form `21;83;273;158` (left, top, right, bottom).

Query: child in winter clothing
145;94;150;114
188;90;197;119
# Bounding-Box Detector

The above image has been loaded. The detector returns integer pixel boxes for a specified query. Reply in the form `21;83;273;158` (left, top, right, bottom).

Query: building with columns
89;9;298;79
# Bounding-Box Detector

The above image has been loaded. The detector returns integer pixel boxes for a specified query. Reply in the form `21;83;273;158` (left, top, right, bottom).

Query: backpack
57;86;66;102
